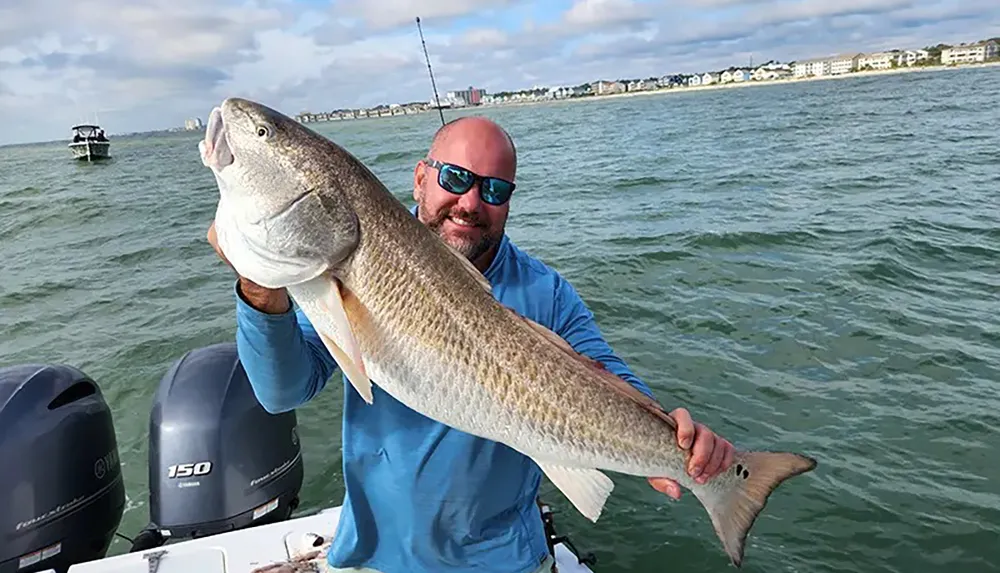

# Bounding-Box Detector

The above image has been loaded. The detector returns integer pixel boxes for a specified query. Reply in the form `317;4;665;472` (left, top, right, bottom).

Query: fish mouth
199;106;234;171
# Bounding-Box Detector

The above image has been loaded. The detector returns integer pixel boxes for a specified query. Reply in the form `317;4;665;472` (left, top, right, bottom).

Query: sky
1;0;998;145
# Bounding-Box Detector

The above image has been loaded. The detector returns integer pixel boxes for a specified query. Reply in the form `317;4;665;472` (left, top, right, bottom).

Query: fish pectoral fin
510;310;678;432
535;461;614;523
310;277;373;405
318;330;373;405
441;240;492;294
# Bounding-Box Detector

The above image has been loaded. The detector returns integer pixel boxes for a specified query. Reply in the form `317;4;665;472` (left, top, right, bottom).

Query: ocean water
1;65;998;572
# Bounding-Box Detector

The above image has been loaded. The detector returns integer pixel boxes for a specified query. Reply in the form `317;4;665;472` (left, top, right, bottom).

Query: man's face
413;118;516;268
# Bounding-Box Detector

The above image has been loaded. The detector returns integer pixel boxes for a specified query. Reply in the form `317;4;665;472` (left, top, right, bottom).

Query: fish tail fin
693;450;816;568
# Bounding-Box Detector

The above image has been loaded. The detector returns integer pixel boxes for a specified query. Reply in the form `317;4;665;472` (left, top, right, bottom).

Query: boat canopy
71;124;102;135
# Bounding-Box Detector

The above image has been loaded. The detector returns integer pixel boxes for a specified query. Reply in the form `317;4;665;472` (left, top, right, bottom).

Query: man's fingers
648;477;682;500
687;424;713;477
207;220;233;268
698;436;728;482
671;407;695;450
722;441;735;475
207;220;222;256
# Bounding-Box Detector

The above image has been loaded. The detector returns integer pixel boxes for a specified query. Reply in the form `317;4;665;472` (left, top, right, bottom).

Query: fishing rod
415;16;446;126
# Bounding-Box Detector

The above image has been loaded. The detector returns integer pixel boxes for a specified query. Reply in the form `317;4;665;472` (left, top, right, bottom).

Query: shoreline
473;60;1000;111
5;61;998;147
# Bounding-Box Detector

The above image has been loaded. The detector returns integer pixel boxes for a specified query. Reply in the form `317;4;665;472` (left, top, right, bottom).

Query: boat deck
41;506;595;573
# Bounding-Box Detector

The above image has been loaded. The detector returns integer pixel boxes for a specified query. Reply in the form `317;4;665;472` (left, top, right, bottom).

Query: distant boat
68;124;111;161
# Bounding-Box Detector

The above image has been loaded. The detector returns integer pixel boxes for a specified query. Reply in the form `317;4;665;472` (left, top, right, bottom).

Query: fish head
200;97;317;225
199;97;364;288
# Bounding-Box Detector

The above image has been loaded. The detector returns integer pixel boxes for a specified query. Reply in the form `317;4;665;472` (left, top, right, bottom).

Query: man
207;116;735;573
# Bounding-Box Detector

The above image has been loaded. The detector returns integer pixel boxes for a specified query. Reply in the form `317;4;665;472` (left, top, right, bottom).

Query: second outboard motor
0;364;125;573
130;342;303;550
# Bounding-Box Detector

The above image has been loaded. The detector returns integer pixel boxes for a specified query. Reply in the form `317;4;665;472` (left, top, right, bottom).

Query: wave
683;229;822;249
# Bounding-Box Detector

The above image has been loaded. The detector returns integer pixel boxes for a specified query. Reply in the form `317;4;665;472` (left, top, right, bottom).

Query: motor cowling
0;364;126;573
136;342;303;547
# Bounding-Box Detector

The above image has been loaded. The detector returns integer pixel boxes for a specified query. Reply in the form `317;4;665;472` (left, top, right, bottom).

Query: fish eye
256;125;270;138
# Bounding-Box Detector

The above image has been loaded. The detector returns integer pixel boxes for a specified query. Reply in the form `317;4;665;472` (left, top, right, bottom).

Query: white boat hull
69;141;111;161
38;505;596;573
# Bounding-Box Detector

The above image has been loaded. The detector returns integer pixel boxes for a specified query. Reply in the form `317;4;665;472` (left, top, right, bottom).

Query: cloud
457;27;510;48
1;0;999;145
338;0;522;31
563;0;652;28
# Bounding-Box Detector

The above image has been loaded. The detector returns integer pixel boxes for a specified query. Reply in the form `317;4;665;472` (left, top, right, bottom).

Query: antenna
415;16;446;126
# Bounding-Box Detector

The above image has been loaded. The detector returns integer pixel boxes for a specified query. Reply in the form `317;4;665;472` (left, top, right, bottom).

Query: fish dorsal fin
509;309;677;432
442;240;492;294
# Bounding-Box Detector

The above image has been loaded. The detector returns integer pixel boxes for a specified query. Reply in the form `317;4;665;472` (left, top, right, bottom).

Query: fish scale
200;96;818;568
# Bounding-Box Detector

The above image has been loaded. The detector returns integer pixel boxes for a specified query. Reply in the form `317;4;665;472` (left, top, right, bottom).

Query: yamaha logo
94;449;118;479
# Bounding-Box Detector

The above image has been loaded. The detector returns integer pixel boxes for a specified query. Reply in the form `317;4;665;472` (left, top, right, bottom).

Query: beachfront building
829;53;862;74
446;86;487;106
793;57;831;78
753;63;792;81
857;51;896;70
898;49;930;66
687;74;702;86
659;74;687;88
626;79;655;92
718;68;751;83
546;86;575;99
591;80;625;95
719;69;752;83
701;72;718;85
941;41;999;64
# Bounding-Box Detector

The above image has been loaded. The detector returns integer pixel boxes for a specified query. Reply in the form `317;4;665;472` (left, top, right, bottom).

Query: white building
942;41;999;64
858;52;896;70
720;69;750;83
591;80;625;95
547;86;575;99
898;49;930;66
794;58;831;78
829;53;862;75
753;63;792;81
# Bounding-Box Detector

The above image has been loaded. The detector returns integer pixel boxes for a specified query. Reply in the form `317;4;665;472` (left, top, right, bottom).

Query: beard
420;203;498;263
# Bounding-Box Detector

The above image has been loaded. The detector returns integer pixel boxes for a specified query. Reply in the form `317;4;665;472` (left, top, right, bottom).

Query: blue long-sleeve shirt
234;208;656;573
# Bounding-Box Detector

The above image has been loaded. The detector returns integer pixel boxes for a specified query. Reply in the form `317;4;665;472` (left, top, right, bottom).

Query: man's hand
207;220;291;315
206;220;232;268
647;407;735;500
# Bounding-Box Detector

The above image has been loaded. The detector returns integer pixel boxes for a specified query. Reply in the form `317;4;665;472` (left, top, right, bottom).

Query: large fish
199;97;817;567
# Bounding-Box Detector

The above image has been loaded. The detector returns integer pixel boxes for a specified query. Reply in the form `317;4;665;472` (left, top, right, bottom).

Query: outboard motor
0;364;126;573
129;342;303;551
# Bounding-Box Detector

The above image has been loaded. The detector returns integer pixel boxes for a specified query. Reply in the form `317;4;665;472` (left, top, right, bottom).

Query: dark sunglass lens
440;165;474;193
482;179;514;205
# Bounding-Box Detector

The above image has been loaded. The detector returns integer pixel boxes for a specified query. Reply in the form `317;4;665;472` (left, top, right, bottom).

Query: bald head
428;116;517;176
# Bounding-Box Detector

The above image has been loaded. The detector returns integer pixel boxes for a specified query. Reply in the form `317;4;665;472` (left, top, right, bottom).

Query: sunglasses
424;158;516;206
